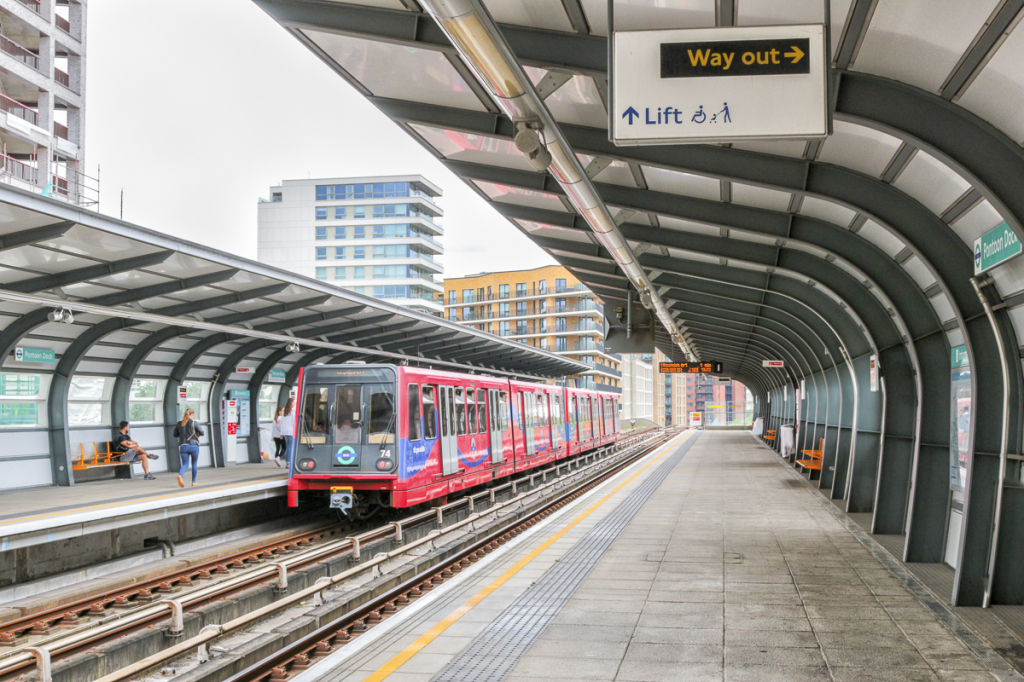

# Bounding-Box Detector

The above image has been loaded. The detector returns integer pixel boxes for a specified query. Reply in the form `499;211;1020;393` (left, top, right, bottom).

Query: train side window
499;391;509;431
542;395;551;428
302;387;328;444
423;386;437;439
570;396;577;426
455;387;467;436
477;389;488;433
408;383;421;441
467;389;477;434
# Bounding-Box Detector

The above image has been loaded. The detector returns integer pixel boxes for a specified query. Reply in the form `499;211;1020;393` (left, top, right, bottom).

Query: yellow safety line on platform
0;476;288;527
360;430;694;682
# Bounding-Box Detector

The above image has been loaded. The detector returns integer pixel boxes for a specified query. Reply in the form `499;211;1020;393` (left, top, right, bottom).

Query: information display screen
660;361;723;374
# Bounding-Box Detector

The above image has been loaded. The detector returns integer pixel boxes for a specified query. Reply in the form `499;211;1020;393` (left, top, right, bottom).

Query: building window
315;227;327;240
315;207;327;221
373;266;385;279
448;290;457;305
334;247;345;259
354;266;365;279
334;226;346;239
516;301;527;316
556;298;567;312
316;267;327;280
354;246;365;259
271;192;282;202
354;226;365;239
516;283;526;297
538;280;546;294
499;321;510;336
499;302;510;317
353;206;365;219
449;310;457;320
0;373;46;427
127;378;164;424
68;376;110;426
334;267;345;280
315;247;327;260
334;206;346;219
499;284;509;299
556;336;567;352
556;317;567;332
556;278;567;292
516;321;528;335
353;286;365;293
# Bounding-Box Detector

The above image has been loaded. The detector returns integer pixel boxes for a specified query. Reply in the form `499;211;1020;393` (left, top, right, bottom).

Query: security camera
286;342;300;353
514;123;552;173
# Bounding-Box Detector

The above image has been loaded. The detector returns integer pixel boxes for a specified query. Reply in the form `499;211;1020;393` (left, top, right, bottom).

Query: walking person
272;406;287;467
173;408;204;488
280;397;296;468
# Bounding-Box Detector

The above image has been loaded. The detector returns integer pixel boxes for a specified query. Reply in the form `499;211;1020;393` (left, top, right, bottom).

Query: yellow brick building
442;265;621;393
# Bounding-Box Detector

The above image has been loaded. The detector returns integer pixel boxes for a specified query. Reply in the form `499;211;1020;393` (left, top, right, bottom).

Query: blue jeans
179;444;199;483
283;435;295;465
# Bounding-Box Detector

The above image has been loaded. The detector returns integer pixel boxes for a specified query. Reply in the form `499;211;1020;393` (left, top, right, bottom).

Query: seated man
112;420;158;480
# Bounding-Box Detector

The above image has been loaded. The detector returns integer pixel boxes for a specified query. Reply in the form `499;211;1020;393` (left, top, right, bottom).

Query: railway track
3;429;668;682
220;428;678;682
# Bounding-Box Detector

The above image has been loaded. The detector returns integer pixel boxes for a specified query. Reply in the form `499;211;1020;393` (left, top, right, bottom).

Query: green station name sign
14;346;54;363
974;222;1021;275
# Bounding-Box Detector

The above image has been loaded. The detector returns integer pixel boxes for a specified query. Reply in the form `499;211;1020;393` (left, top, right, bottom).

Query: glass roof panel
91;270;174;289
857;219;905;258
301;31;486;112
592;161;638;187
817;120;901;177
658;215;720;237
731;183;791;212
902;255;938;290
949;199;1003;246
642;166;720;201
892;150;972;216
737;0;853;54
482;0;574;31
582;0;715;36
0;246;97;273
852;0;999;93
990;259;1024;300
930;292;956;325
410;125;534;171
544;76;607;129
800;196;857;228
957;24;1024;145
472;180;569;212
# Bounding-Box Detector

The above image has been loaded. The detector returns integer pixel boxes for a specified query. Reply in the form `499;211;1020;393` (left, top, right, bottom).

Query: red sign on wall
227;422;237;436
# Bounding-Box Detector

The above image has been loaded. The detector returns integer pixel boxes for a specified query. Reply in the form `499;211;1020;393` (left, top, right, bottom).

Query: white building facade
258;175;444;315
620;354;654;423
0;0;91;205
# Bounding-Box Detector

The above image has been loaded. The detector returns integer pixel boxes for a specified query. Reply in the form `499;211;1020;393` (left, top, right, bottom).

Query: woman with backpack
272;406;287;467
174;408;205;488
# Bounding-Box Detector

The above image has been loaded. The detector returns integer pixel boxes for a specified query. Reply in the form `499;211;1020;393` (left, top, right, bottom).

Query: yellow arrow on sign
784;45;805;64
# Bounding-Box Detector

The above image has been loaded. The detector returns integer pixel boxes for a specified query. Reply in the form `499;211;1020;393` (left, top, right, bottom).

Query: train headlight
375;457;395;472
298;458;316;471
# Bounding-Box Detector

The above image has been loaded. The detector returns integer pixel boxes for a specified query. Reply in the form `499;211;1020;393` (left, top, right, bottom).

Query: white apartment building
620;354;654;422
0;0;91;205
257;176;444;315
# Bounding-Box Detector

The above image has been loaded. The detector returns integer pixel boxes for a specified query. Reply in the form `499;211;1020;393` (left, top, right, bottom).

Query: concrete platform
0;462;287;552
279;431;1024;682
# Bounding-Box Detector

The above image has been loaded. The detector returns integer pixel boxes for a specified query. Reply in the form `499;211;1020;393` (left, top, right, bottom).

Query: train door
488;388;504;463
523;392;536;455
570;395;578;443
438;385;458;475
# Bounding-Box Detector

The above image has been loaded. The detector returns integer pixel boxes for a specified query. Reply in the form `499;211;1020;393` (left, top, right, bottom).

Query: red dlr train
286;364;621;516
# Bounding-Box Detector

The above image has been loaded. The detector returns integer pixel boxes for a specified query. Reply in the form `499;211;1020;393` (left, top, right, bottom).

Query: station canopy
0;185;586;383
254;0;1024;402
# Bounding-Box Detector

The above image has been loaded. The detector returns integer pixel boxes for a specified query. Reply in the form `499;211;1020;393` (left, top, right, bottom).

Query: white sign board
869;354;879;393
713;376;731;384
611;24;828;145
763;360;785;368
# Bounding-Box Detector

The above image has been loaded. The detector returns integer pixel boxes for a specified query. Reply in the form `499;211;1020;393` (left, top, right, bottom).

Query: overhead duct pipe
420;0;693;360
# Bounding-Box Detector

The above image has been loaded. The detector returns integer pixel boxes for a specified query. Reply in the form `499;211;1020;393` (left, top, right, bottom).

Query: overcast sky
83;0;555;279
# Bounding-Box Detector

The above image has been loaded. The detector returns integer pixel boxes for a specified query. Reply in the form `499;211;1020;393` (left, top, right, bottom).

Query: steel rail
89;430;670;682
3;431;658;682
219;429;678;682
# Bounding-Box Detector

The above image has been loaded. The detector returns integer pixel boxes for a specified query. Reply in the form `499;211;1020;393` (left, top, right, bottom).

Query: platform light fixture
47;308;73;324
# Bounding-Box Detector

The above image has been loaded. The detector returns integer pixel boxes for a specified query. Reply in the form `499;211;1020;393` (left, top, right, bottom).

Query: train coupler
330;486;355;514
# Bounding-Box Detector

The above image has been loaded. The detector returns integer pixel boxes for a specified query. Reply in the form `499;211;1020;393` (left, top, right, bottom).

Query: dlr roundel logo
975;242;982;270
335;446;358;466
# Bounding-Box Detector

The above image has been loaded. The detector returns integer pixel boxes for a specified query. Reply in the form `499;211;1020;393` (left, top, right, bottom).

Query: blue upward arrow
622;107;640;124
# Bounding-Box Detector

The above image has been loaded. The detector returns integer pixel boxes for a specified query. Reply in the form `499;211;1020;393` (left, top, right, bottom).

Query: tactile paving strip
429;434;699;682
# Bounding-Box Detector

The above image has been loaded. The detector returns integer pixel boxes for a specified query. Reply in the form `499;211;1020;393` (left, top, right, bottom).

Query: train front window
334;385;361;444
367;384;395;445
302;387;328;444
